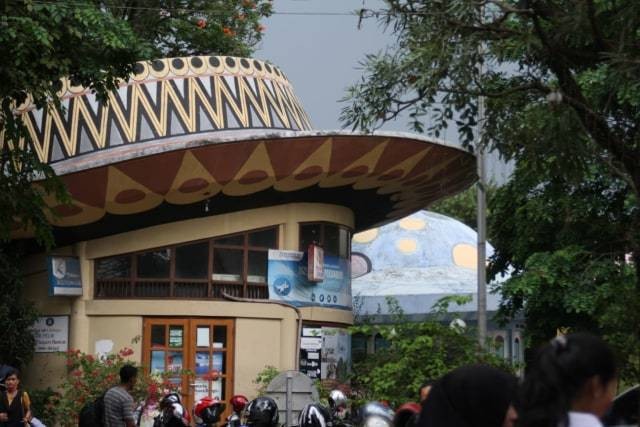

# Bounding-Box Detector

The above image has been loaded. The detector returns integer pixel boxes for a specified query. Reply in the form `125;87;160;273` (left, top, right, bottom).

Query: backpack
79;392;106;427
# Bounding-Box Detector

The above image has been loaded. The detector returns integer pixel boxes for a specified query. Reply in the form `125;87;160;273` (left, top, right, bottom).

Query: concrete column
68;241;92;353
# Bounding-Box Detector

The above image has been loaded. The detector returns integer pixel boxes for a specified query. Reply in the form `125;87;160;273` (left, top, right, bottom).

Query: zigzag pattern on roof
14;56;313;164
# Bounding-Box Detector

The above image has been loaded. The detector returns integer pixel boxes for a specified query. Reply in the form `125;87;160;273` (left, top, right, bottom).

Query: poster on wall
31;316;69;353
299;328;322;379
268;250;351;309
47;256;82;296
299;327;351;381
321;328;351;381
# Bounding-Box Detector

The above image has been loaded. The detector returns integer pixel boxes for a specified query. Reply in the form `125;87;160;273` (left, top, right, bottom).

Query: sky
256;0;513;184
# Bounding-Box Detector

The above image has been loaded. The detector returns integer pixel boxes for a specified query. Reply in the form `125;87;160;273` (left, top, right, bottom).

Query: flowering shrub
48;347;189;427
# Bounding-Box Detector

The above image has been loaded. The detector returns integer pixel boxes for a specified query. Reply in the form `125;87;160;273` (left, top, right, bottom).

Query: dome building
12;56;476;409
351;211;522;362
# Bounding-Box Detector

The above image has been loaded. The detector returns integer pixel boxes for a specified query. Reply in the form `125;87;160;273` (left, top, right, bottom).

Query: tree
341;0;640;381
489;155;640;382
350;298;509;406
341;0;640;283
102;0;272;58
0;0;271;368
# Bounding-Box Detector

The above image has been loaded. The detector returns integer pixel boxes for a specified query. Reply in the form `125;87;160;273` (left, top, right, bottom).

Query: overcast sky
256;0;512;184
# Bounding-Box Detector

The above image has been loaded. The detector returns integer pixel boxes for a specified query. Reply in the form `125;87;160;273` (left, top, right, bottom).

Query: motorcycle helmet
245;396;279;427
298;403;332;427
328;390;348;412
161;392;182;407
230;394;249;413
194;396;226;424
357;402;394;427
394;403;421;427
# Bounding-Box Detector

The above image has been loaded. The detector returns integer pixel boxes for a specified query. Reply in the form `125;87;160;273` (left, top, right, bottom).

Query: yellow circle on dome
399;217;427;230
396;238;417;253
453;244;478;269
353;228;379;243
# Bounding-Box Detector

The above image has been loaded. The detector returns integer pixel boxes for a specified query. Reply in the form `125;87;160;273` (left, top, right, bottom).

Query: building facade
11;55;476;411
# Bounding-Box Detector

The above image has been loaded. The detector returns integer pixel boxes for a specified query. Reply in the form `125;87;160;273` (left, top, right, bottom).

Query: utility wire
5;0;440;17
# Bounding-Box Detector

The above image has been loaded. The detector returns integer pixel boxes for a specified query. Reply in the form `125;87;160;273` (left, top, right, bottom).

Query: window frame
94;226;278;299
298;221;352;259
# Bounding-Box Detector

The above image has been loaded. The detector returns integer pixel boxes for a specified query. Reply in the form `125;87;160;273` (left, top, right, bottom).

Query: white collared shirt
566;412;603;427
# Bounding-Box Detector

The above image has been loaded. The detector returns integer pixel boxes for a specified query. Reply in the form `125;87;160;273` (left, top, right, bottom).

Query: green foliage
0;0;271;375
28;388;57;427
0;244;38;368
350;299;510;406
489;157;640;382
253;365;280;396
342;0;640;383
103;0;273;58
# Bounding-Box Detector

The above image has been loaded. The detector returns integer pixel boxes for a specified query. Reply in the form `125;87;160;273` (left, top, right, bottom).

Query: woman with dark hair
518;333;618;427
0;368;33;427
417;364;518;427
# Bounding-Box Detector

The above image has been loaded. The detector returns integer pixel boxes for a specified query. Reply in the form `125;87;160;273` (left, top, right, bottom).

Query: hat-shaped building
13;56;476;408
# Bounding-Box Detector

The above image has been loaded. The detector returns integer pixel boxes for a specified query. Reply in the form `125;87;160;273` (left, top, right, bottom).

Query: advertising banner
268;250;351;309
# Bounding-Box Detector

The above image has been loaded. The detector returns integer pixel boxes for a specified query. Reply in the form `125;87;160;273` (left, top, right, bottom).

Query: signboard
299;328;323;379
47;256;82;296
268;250;351;309
32;316;69;353
307;244;324;282
299;327;351;381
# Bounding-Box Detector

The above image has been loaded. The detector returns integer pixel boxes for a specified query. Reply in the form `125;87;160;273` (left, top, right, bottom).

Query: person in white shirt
518;333;618;427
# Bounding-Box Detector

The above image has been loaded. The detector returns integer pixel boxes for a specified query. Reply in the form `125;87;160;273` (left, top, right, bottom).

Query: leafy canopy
0;0;271;369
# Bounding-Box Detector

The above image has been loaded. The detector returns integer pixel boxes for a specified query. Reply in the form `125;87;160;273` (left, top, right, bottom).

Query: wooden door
142;318;235;422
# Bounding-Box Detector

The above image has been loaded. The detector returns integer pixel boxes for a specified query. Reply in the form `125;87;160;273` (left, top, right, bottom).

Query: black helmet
246;397;279;427
299;403;332;427
160;392;181;408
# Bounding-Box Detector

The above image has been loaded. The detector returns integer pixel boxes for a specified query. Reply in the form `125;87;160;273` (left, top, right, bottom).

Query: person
0;368;34;427
518;333;618;427
417;364;518;427
104;365;138;427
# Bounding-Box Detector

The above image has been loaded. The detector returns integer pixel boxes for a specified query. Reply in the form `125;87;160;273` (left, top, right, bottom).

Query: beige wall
21;203;354;394
234;318;286;399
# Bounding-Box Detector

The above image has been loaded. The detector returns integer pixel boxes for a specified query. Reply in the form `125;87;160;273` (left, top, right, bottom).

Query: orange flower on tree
223;27;235;37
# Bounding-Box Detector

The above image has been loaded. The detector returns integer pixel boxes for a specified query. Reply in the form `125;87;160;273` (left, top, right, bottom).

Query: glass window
213;234;244;246
494;336;505;358
374;333;390;352
339;228;350;258
96;255;131;279
352;333;367;362
96;226;277;299
247;251;267;283
213;326;227;348
213;248;243;281
514;338;520;362
300;224;322;249
324;224;340;257
137;249;170;278
249;228;277;248
175;242;208;279
151;325;165;347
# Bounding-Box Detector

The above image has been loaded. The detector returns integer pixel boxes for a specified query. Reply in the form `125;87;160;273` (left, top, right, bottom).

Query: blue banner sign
47;256;82;296
268;250;352;309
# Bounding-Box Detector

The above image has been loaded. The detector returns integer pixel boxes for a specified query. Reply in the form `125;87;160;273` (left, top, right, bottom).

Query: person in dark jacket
417;364;518;427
